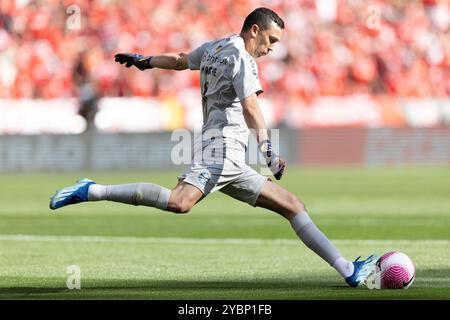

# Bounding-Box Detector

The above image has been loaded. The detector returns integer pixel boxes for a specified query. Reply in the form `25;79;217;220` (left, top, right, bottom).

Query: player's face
253;22;283;58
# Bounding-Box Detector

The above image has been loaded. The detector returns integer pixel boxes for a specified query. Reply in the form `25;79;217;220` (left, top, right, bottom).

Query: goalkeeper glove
114;53;153;71
259;139;286;180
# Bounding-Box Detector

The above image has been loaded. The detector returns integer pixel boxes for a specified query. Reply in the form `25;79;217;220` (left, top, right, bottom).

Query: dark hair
241;7;285;32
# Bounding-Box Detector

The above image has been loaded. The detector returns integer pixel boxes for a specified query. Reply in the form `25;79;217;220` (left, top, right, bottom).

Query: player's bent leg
50;178;203;213
255;180;378;287
166;181;205;214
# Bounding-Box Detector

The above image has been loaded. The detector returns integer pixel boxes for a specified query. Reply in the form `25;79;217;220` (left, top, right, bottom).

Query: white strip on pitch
0;234;448;246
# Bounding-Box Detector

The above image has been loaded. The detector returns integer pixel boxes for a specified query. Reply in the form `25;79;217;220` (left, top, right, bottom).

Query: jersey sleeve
231;55;263;101
187;42;210;70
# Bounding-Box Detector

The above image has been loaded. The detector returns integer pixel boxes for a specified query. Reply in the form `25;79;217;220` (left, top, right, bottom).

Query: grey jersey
187;34;263;149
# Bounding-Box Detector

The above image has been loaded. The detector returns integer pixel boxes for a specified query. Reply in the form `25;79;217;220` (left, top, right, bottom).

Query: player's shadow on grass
0;276;339;296
0;287;69;295
96;278;334;290
4;268;448;297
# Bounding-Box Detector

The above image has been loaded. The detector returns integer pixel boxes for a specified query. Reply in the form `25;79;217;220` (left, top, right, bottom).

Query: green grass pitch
0;166;449;299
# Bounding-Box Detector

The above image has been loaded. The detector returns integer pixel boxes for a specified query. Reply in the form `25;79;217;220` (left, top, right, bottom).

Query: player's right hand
114;53;153;71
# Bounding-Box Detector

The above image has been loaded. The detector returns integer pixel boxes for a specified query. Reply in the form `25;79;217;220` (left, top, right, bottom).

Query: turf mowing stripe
0;234;448;246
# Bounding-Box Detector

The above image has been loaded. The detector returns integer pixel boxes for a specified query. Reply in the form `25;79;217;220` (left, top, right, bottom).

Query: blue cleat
49;178;96;210
345;254;380;287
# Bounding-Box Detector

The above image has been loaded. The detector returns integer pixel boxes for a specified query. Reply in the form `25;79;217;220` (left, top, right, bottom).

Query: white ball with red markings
377;251;415;289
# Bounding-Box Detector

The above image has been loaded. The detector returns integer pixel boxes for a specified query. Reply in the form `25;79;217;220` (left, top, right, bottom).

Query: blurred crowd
0;0;449;104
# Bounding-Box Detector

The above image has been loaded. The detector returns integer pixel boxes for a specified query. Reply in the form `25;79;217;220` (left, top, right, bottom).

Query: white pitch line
0;234;448;246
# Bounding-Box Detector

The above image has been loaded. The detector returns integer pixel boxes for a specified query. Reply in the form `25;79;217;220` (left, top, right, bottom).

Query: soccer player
50;7;378;287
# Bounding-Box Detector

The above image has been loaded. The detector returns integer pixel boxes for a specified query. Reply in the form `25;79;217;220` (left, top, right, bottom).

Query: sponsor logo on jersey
202;51;228;65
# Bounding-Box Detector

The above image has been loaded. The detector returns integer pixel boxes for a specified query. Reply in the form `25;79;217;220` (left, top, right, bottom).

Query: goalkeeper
50;7;378;287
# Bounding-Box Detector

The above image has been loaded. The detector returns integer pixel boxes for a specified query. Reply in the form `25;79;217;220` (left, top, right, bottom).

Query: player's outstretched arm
114;52;189;71
241;94;286;180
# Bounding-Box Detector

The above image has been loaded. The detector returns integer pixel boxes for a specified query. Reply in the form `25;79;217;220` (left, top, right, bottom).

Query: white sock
87;183;171;210
87;184;107;201
332;257;355;278
290;211;353;278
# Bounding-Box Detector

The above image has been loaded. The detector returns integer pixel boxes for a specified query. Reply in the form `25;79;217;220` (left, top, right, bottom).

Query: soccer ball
377;251;416;289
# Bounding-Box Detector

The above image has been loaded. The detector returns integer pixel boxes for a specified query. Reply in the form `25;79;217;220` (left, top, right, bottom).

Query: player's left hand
259;140;286;180
114;53;153;70
269;156;286;180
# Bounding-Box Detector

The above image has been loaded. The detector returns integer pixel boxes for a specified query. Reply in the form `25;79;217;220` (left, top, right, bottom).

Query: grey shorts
177;138;268;206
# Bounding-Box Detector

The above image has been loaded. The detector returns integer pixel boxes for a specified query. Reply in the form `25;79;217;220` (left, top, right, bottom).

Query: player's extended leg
50;178;204;214
255;180;378;287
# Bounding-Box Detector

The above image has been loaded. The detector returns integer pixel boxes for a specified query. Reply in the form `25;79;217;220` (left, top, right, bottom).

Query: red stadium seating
0;0;449;101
